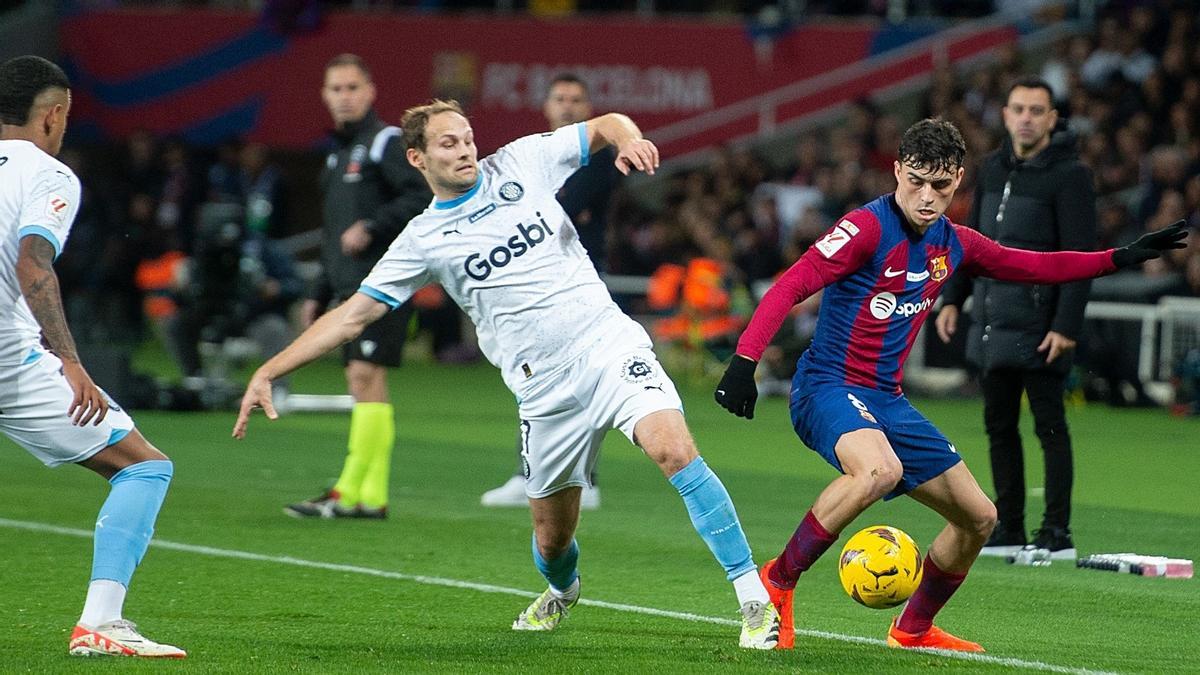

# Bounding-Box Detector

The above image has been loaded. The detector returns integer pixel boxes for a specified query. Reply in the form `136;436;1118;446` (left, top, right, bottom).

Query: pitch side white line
0;517;1114;675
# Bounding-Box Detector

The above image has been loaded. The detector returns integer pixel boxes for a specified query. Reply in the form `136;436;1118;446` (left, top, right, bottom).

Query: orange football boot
887;618;984;652
759;558;795;649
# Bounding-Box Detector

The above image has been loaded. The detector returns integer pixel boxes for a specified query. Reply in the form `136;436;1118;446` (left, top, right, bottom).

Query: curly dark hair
897;118;966;175
0;55;70;126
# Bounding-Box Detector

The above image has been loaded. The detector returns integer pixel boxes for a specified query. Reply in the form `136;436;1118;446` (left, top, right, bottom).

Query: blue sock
669;456;755;581
532;533;579;593
92;460;173;585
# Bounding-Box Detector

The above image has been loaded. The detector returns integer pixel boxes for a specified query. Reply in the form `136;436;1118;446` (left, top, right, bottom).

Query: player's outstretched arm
232;293;389;439
585;113;659;176
16;235;107;426
959;220;1189;284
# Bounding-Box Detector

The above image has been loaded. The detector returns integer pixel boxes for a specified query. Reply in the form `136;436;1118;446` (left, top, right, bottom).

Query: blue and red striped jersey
737;193;1117;393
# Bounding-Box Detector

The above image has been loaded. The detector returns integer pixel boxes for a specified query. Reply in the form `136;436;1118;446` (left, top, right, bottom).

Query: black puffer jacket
942;125;1097;375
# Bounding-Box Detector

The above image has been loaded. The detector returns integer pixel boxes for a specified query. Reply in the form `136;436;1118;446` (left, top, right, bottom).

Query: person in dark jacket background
285;54;431;519
935;76;1095;560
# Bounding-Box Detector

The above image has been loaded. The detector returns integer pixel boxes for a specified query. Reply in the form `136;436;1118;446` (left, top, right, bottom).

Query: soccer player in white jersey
234;99;781;648
0;56;184;658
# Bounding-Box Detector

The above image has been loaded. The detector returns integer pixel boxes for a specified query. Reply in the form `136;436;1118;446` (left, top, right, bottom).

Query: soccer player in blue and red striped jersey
714;118;1187;652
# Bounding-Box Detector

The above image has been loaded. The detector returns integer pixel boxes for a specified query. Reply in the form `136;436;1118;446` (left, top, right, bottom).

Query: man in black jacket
285;54;431;519
935;76;1095;559
479;73;621;511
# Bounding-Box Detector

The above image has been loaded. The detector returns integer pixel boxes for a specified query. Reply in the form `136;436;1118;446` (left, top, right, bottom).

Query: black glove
1112;220;1189;268
714;355;758;419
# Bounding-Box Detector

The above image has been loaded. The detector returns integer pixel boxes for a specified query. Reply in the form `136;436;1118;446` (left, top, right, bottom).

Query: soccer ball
838;525;923;609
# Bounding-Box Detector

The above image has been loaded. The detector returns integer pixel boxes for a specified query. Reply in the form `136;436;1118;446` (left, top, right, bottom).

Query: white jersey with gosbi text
0;139;80;367
361;122;651;398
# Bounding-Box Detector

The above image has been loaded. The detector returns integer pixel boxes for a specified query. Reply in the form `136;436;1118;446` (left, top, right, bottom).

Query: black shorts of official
341;300;414;368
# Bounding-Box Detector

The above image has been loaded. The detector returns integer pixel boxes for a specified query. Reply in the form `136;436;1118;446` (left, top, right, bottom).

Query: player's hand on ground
714;355;759;419
935;305;959;344
1111;220;1189;268
1038;330;1076;364
341;219;374;256
61;359;108;426
615;138;659;176
233;372;277;439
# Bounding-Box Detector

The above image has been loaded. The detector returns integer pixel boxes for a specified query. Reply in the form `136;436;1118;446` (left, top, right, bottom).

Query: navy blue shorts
789;382;962;500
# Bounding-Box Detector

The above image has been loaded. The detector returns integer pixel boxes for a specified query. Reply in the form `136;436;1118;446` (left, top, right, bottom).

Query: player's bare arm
585;113;659;176
233;293;389;439
15;234;107;426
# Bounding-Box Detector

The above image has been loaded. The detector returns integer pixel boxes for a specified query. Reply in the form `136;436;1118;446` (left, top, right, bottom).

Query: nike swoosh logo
884;267;932;282
716;389;726;396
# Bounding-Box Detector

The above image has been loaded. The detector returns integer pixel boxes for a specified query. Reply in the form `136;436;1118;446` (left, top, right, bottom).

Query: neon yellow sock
354;402;395;509
332;403;381;507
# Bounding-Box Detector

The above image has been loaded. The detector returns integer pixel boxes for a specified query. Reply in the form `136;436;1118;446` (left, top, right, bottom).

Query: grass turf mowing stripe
0;516;1115;674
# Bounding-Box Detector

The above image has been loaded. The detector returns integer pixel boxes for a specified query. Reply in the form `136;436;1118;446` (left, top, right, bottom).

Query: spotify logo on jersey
869;291;934;319
869;292;898;319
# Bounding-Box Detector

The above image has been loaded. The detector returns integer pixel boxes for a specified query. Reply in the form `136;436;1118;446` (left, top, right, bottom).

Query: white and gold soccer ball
838;525;923;609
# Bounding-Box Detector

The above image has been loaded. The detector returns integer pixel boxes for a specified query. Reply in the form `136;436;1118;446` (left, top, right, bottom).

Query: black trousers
980;368;1074;532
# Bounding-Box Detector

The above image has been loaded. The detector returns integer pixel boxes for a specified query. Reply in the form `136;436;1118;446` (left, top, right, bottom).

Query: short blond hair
401;99;465;152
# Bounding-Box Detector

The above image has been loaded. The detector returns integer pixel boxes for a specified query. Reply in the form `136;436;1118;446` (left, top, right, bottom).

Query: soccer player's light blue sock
92;460;173;585
669;456;756;581
532;533;579;593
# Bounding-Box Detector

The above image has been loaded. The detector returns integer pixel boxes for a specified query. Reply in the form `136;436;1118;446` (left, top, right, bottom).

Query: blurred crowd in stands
609;4;1200;298
47;2;1200;407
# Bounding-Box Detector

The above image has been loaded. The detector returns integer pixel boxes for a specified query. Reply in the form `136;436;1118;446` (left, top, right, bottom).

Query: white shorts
517;346;683;498
0;351;135;467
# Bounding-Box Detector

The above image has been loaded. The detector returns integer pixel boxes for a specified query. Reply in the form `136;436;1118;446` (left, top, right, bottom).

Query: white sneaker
481;475;528;507
580;485;601;511
738;600;781;650
69;619;186;658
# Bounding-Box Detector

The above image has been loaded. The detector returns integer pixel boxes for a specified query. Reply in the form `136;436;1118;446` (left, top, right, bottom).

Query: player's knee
655;441;698;477
858;458;903;501
534;532;573;560
964;502;998;542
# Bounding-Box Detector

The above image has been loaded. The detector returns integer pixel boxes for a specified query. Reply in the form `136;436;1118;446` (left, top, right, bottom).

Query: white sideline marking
0;517;1113;674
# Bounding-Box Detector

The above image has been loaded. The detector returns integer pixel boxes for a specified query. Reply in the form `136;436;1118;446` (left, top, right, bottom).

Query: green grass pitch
2;354;1197;672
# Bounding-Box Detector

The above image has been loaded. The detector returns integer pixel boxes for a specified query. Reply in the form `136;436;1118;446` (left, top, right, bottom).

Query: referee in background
285;54;430;519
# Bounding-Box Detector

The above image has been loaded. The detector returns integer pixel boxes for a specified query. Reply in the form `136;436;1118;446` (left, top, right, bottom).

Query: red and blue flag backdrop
60;8;1017;155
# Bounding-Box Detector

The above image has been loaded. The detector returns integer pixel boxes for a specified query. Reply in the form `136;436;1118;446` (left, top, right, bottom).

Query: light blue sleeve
357;232;430;310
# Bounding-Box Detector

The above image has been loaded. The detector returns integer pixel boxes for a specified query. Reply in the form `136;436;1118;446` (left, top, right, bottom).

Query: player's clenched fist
714;355;758;419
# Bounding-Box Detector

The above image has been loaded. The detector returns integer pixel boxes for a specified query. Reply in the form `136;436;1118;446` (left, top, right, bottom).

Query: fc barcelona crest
929;255;949;282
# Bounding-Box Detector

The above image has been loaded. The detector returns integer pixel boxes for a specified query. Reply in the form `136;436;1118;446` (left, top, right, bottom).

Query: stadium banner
60;9;1016;156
